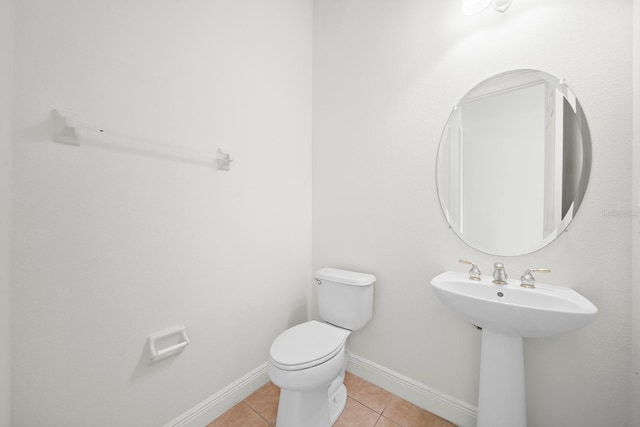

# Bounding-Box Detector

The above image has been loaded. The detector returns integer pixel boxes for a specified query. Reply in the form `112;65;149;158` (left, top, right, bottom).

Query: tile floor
207;371;457;427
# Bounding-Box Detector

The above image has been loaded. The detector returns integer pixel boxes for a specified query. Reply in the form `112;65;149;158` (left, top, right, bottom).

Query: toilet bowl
268;268;376;427
268;321;350;426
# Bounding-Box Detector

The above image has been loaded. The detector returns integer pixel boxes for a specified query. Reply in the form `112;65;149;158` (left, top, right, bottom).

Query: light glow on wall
461;0;512;15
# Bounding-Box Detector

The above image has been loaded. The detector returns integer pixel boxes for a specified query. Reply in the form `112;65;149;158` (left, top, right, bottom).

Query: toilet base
275;386;331;427
274;382;347;427
328;384;347;424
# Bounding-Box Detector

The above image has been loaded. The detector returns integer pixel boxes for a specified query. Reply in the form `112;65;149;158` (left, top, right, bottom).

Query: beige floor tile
374;416;401;426
206;372;457;427
206;402;269;427
382;397;456;427
334;397;381;427
244;381;280;424
344;371;393;413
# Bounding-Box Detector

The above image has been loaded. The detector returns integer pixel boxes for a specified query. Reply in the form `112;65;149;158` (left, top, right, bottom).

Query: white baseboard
347;353;477;427
163;362;269;427
164;355;476;427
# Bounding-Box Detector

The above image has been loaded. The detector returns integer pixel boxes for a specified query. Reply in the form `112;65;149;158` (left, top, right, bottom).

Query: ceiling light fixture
461;0;512;15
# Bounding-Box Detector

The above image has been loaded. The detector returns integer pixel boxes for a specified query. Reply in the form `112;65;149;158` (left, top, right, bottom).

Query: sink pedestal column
477;329;527;427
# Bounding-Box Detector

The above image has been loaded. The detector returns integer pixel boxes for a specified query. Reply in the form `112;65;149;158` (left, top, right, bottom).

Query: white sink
430;270;598;427
431;271;597;337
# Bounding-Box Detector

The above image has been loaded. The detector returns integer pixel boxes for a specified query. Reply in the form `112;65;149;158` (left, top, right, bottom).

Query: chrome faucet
492;262;508;285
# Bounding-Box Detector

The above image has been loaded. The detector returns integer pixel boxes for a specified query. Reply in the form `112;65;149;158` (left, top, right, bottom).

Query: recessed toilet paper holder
148;324;190;363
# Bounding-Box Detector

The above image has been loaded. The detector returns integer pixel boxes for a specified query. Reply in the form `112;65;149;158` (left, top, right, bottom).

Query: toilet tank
315;268;376;331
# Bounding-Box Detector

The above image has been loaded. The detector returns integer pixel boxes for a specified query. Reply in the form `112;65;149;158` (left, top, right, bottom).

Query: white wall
632;0;640;424
11;1;312;426
313;1;632;426
0;0;13;425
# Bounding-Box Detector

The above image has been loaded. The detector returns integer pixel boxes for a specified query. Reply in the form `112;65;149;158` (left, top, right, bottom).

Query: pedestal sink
430;271;597;427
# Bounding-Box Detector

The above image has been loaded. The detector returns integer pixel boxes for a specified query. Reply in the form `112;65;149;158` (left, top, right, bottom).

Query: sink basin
431;270;598;426
431;271;598;337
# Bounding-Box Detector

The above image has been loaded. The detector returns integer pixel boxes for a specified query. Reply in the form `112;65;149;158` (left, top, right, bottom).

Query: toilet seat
270;321;350;371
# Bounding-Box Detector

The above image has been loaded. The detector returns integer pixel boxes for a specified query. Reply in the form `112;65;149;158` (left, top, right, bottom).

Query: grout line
380;394;394;417
348;392;392;416
241;402;271;426
348;394;381;415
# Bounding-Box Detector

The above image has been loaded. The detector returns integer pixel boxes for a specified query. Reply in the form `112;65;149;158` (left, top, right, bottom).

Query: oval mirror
436;69;591;256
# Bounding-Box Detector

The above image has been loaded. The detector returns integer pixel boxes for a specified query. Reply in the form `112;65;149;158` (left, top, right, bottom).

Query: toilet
268;268;376;427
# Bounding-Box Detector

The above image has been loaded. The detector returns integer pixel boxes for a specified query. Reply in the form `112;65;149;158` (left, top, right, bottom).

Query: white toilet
268;267;376;427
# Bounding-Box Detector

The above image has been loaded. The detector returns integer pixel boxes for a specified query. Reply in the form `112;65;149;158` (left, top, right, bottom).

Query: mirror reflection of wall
461;82;545;254
436;70;592;256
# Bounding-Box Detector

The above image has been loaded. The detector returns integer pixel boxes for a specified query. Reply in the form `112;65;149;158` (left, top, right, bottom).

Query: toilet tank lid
315;268;376;286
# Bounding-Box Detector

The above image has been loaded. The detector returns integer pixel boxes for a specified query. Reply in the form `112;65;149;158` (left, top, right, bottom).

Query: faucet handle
520;268;550;288
459;259;481;281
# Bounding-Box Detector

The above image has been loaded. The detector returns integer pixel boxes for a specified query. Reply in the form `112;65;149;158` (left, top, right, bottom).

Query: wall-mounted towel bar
148;324;190;363
52;109;233;171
